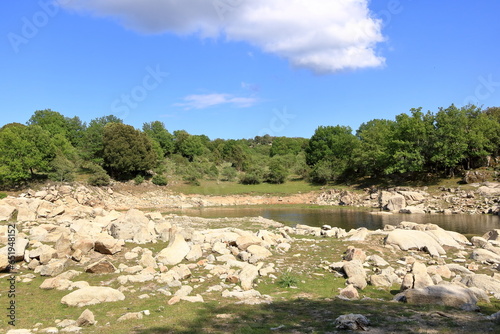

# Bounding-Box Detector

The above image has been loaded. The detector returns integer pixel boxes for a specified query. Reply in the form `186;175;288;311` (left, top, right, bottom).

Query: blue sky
1;0;500;139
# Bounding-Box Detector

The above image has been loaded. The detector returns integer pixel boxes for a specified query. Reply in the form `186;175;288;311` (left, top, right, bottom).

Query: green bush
221;166;237;181
240;171;262;185
152;174;168;186
183;175;200;186
86;164;111;186
134;175;145;185
0;192;7;199
277;271;299;288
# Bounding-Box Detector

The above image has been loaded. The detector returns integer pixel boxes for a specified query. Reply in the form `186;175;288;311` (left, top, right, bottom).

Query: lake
167;206;500;236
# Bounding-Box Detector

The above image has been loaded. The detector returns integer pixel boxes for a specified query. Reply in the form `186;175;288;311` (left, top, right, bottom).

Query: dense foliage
1;104;499;188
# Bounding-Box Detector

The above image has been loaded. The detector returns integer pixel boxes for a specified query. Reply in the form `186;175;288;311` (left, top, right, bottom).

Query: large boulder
16;198;42;221
482;229;500;242
94;236;123;255
61;287;125;307
0;204;16;221
400;284;478;310
385;193;406;211
156;229;190;266
109;209;155;244
85;259;117;274
460;274;500;294
239;263;263;291
0;238;29;262
470;249;500;263
384;230;446;257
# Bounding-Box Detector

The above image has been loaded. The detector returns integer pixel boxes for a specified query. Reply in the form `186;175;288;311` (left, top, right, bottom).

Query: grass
167;179;324;196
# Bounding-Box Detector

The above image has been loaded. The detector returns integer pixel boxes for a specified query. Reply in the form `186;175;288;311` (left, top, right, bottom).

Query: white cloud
174;93;258;110
61;0;385;73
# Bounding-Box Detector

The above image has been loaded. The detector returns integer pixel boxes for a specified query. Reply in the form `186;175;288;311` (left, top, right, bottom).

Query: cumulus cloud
174;93;258;110
61;0;385;73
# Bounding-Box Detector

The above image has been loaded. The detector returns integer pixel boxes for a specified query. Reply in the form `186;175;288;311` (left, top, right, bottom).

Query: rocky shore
1;185;500;333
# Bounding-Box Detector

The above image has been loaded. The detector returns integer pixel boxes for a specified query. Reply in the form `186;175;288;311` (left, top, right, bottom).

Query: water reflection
167;207;500;236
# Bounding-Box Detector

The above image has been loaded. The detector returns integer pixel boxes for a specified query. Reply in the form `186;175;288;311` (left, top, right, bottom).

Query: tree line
0;104;499;188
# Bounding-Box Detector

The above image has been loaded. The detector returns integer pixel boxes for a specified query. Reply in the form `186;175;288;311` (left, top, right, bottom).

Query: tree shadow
133;297;490;334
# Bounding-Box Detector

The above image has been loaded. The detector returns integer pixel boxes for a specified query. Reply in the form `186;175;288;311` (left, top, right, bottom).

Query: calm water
168;207;500;236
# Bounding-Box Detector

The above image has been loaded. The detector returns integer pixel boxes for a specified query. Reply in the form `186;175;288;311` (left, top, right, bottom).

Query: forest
1;104;500;189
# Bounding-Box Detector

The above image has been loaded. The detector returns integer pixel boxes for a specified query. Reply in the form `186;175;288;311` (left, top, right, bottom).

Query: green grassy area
168;179;325;196
1;231;498;333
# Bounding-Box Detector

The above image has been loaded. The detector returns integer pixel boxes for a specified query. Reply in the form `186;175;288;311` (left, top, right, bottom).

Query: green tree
80;115;122;164
354;119;395;177
267;157;289;184
385;108;434;174
27;109;86;147
270;137;308;157
102;123;157;179
305;125;360;181
143;121;175;156
0;124;55;184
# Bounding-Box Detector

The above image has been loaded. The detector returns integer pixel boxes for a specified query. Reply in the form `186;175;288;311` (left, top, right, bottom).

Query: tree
354;119;395;177
270;137;308;157
0;124;55;184
143;121;175;156
305;125;360;181
267;157;289;184
27;109;86;146
102;123;157;179
174;130;205;162
80;115;122;164
385;108;434;174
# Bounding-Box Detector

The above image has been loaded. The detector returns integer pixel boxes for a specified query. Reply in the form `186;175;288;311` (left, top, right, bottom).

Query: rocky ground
1;185;500;333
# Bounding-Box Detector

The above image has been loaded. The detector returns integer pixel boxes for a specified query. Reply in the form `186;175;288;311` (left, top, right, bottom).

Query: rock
334;314;370;331
0;254;10;271
76;309;95;327
461;274;500;294
427;265;452;279
61;287;125;307
72;238;94;254
109;209;155;244
384;229;445;257
0;204;16;221
185;244;203;262
477;186;500;197
471;248;500;263
181;294;204;303
239;263;263;291
174;285;193;297
486;311;500;324
0;237;29;261
400;284;478;310
85;259;117;274
370;274;392;288
235;235;263;250
30;244;57;264
156;229;190;266
412;262;434;289
339;284;359;300
342;260;366;279
400;206;426;214
117;312;143;321
482;229;500;242
212;241;230;255
276;243;291;253
247;245;272;263
347;275;367;290
367;254;389;267
167;296;181;305
55;233;72;257
7;330;33;334
344;247;366;262
471;236;489;248
40;277;72;290
139;251;157;269
36;259;69;277
386;194;406;211
400;274;414;292
346;228;369;241
17;198;42;221
94;237;123;255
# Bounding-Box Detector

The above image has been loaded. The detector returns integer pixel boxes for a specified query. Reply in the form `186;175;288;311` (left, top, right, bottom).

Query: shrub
277;271;299;288
134;175;145;185
0;192;7;199
86;164;111;186
152;174;168;186
183;175;200;186
221;166;237;181
240;171;262;185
